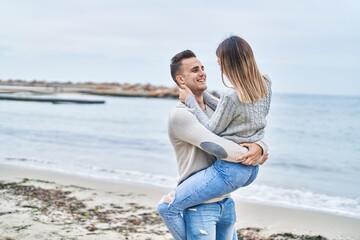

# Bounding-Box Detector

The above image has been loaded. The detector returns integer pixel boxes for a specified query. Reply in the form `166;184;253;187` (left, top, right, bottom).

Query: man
157;50;267;239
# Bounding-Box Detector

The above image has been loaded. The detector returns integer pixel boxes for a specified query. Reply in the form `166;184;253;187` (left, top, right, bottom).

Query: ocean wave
1;159;359;219
5;157;53;165
83;166;360;219
70;168;360;219
87;166;177;188
232;184;360;219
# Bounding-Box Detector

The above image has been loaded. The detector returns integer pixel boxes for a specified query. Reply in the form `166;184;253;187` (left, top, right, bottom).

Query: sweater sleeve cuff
185;95;196;108
255;138;268;155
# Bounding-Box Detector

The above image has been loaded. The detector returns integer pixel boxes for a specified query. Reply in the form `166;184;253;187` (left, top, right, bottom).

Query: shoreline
0;80;180;99
0;80;221;99
1;164;359;239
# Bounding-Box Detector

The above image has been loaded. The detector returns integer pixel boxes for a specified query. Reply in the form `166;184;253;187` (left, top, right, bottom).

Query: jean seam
163;203;183;239
214;161;233;188
241;166;253;188
244;166;258;187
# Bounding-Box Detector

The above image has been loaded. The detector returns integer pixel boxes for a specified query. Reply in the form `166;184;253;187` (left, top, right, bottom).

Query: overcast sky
0;0;359;96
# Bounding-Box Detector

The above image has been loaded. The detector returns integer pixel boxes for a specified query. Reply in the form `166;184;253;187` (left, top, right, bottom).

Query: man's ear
175;75;185;86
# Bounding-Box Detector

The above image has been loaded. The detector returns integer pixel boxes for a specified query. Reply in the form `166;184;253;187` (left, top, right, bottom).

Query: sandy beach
1;164;359;240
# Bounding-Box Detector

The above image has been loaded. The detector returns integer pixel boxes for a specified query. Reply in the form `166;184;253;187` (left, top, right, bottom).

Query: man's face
176;57;207;94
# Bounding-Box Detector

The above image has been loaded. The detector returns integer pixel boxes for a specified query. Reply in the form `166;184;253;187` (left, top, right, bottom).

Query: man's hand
259;152;269;165
179;85;194;103
236;143;268;166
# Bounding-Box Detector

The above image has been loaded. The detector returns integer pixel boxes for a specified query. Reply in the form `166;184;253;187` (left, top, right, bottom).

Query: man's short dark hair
170;50;196;83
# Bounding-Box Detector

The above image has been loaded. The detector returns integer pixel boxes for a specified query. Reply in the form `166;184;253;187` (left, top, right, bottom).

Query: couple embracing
157;35;272;240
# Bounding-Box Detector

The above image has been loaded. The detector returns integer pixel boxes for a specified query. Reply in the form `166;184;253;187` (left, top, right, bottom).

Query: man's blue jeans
184;198;238;240
157;160;259;240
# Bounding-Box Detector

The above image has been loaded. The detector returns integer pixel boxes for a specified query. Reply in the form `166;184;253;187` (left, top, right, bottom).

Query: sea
0;92;359;219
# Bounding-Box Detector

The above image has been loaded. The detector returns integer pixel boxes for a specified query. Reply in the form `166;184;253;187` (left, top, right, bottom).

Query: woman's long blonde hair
216;36;268;103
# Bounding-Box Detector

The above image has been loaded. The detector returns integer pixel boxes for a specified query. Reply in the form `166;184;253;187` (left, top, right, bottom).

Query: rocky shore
0;79;180;99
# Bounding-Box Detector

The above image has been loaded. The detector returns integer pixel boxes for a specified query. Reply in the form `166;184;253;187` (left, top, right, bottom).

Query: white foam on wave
2;158;359;219
232;184;360;218
4;157;53;165
85;166;178;188
78;164;360;219
0;157;178;188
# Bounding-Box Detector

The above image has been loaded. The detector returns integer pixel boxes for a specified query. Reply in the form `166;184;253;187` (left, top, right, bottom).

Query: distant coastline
0;79;182;99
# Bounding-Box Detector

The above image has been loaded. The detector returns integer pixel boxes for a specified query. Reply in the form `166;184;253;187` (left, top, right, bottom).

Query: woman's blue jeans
157;160;259;240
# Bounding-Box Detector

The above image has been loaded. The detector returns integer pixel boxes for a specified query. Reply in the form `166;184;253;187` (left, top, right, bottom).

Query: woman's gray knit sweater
185;78;272;144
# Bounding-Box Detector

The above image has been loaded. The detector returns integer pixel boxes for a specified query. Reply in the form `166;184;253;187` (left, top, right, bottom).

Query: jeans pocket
228;165;253;190
215;160;255;191
243;165;259;187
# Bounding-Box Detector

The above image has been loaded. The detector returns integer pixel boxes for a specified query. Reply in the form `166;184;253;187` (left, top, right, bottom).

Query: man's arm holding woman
169;106;267;165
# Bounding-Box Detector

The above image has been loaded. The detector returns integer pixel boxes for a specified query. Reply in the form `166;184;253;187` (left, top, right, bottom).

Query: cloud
0;0;359;96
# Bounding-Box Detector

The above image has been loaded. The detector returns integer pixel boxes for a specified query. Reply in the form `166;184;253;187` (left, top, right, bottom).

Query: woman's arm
203;91;219;111
185;94;236;135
